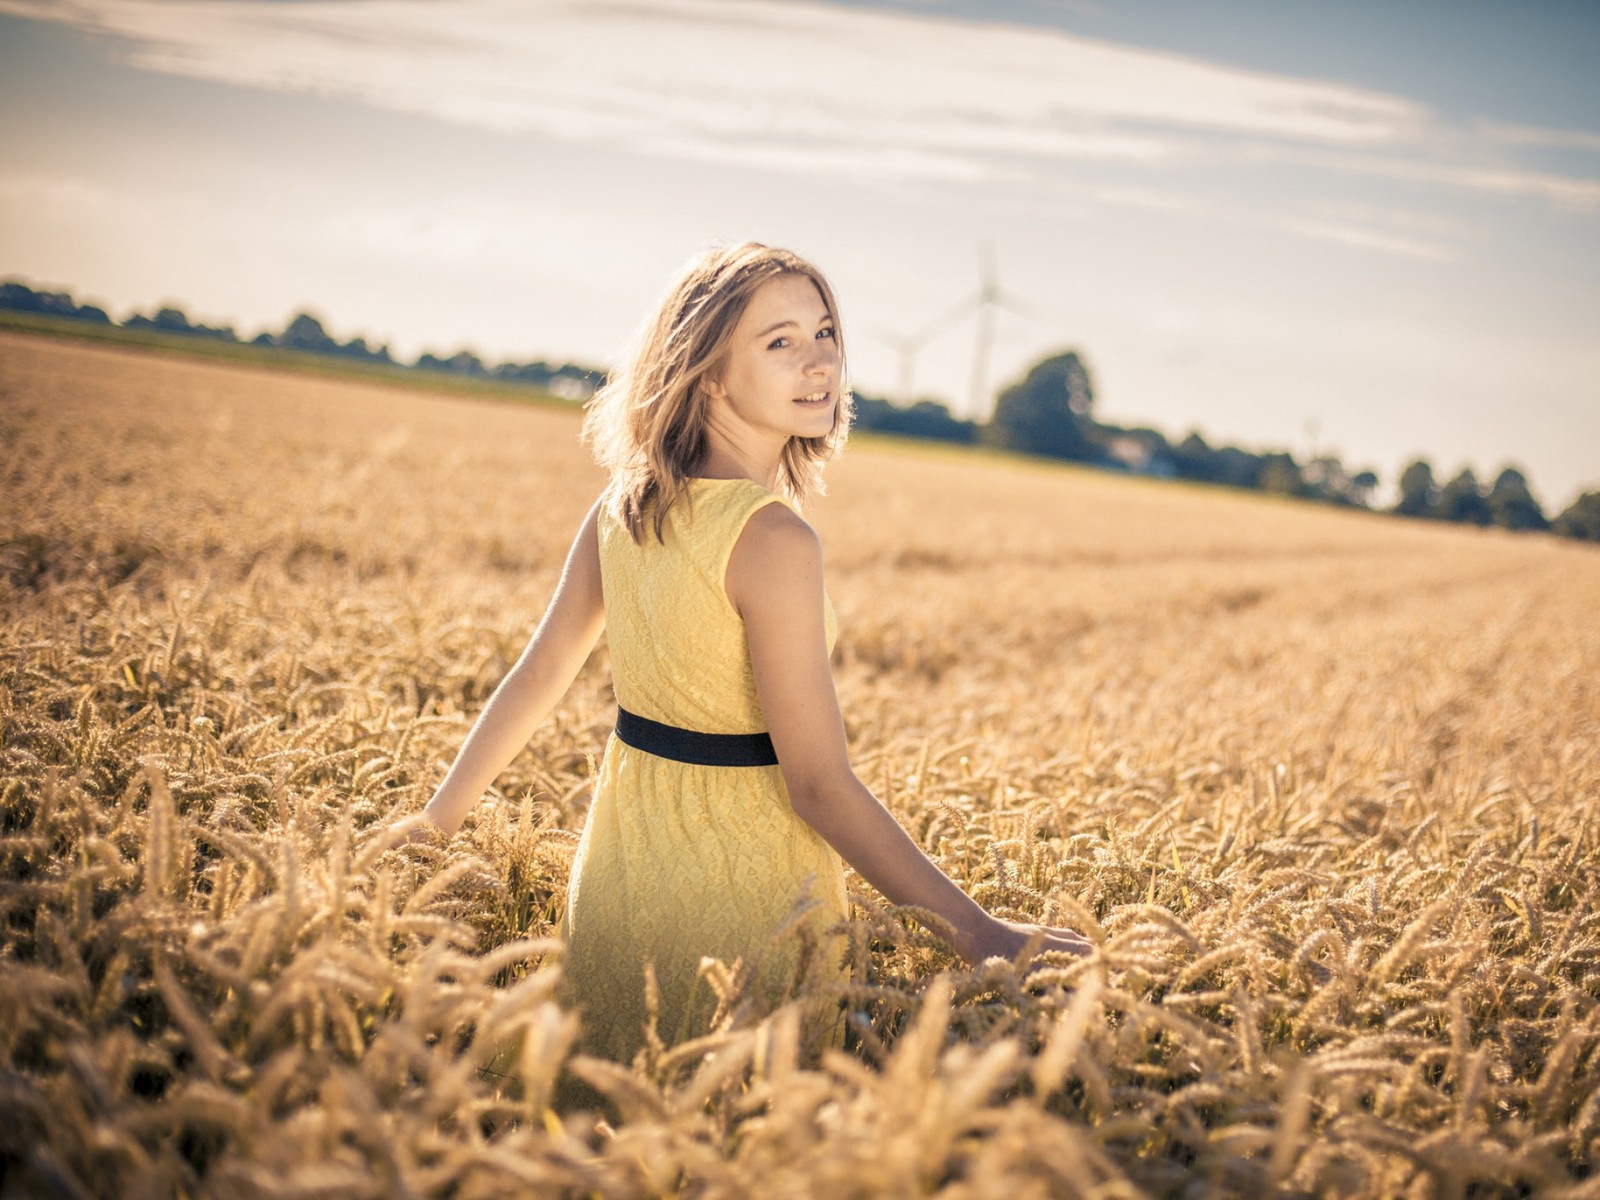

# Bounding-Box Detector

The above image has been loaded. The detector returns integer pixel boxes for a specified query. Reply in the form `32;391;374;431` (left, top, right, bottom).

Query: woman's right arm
731;504;1092;966
418;499;607;837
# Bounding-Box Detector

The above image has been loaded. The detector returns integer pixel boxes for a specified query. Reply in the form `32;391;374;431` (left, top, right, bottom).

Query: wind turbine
864;244;1035;413
932;242;1036;419
858;320;947;406
862;282;976;409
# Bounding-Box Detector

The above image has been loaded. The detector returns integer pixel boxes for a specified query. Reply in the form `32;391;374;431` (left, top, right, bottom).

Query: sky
1;0;1597;509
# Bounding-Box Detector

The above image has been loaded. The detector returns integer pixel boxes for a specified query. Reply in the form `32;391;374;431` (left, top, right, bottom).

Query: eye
767;336;790;350
817;326;836;340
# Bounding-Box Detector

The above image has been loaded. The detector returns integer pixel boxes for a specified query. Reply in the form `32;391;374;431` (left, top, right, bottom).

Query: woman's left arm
729;504;1091;966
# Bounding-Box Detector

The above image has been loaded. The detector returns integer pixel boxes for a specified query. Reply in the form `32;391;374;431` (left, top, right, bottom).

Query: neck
700;418;786;490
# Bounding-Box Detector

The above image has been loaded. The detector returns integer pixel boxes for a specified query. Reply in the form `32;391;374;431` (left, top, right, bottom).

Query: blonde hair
583;242;853;542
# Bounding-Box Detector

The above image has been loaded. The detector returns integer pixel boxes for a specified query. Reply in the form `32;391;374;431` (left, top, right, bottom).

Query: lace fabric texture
560;477;847;1061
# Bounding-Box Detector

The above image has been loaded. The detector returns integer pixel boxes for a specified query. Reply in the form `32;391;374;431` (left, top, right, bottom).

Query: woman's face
705;273;841;444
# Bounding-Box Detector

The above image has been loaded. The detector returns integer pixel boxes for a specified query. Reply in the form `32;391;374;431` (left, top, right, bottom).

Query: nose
805;337;838;375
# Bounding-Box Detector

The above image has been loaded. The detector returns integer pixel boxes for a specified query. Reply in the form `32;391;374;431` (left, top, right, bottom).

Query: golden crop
2;329;1598;1198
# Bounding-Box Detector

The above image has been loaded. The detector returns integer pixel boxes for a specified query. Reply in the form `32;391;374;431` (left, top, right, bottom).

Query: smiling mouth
794;390;832;406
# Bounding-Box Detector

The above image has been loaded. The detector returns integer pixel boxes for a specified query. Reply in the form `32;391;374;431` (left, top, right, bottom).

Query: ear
700;373;726;404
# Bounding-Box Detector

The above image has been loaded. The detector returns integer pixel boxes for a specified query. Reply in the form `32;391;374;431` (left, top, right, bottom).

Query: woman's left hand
963;916;1095;966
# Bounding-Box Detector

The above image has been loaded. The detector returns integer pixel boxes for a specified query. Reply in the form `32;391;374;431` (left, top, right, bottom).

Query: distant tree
445;350;487;376
124;306;181;332
1171;431;1218;482
550;363;605;396
1349;469;1380;508
1301;456;1340;500
0;281;115;324
494;361;556;387
413;349;480;375
1211;446;1265;490
1436;468;1492;525
1098;425;1175;476
1394;459;1438;518
1258;453;1307;497
0;281;44;312
1552;491;1600;542
853;394;977;444
1174;436;1373;505
986;350;1097;460
333;336;392;363
1305;455;1377;505
278;312;336;353
152;306;193;333
1486;467;1548;531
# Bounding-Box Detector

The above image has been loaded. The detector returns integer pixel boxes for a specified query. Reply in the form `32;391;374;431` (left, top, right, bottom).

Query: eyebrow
755;313;833;338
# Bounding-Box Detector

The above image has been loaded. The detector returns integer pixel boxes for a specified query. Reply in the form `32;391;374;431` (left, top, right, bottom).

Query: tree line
975;349;1598;541
4;280;1595;542
0;281;603;400
858;347;1596;542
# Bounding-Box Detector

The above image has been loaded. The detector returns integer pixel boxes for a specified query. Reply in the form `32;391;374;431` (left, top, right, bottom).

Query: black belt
614;705;779;767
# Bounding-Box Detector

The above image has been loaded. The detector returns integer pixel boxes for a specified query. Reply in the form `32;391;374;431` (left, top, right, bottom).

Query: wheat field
2;328;1598;1199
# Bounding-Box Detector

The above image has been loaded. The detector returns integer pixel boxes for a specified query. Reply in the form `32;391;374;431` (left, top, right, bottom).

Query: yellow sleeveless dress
560;477;849;1062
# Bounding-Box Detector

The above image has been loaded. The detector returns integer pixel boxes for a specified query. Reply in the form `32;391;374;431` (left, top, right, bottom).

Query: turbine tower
919;242;1035;418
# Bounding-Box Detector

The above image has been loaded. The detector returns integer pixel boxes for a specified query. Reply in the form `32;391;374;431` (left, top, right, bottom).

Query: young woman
417;242;1090;1061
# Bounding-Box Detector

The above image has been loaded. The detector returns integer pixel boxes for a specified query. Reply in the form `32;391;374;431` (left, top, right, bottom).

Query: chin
795;415;835;440
794;398;837;427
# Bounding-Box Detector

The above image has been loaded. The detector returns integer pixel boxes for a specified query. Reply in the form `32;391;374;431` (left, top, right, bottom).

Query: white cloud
4;0;1428;182
321;208;528;264
1280;218;1454;262
1478;120;1600;155
1232;139;1600;214
0;171;120;214
1090;185;1195;214
9;0;1595;211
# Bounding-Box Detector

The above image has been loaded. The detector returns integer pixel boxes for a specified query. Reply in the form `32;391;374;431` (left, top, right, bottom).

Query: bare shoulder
743;500;819;556
557;494;605;585
573;494;604;548
727;501;823;614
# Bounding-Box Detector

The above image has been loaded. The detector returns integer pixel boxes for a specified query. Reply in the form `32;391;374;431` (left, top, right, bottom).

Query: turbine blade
915;293;983;343
995;290;1037;319
858;324;917;352
978;240;997;294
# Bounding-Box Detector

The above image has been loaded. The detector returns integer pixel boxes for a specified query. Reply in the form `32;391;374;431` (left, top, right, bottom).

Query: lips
794;390;832;405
